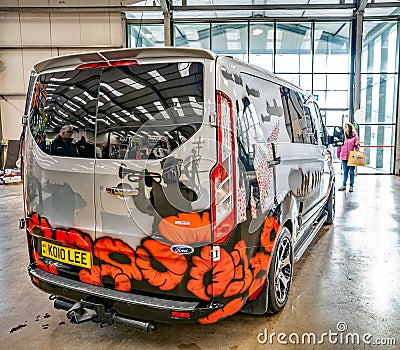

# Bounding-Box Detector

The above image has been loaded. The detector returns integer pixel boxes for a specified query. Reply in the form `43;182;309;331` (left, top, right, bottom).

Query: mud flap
240;279;269;315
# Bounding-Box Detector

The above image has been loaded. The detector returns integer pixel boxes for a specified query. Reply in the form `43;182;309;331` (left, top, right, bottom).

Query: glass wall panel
276;73;312;93
314;22;351;73
313;74;349;109
127;18;396;173
360;20;398;173
326;74;349;90
275;23;312;73
358;125;395;173
249;23;274;71
211;23;248;61
323;110;349;127
174;23;211;49
313;91;348;110
361;73;397;124
300;74;313;93
362;21;398;73
128;24;164;47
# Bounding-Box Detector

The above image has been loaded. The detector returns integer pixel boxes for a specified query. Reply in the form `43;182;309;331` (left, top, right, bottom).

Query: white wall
0;1;125;141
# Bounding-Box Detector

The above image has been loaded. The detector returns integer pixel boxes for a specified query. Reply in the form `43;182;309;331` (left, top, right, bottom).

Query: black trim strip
29;266;199;311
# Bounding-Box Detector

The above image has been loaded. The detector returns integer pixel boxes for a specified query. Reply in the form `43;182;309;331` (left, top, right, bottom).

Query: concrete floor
1;175;399;350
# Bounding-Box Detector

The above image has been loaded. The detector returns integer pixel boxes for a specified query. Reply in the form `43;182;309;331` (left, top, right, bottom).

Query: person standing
38;132;47;153
75;135;90;158
49;125;78;157
337;122;359;192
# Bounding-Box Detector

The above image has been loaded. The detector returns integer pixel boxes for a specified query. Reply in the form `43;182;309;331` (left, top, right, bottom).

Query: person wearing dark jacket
75;135;92;158
49;125;78;157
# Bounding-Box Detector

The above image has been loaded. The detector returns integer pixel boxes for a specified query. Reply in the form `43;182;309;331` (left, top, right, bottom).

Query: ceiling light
252;29;264;36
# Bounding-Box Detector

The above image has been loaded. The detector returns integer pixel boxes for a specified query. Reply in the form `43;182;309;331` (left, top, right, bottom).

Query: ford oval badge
171;245;194;255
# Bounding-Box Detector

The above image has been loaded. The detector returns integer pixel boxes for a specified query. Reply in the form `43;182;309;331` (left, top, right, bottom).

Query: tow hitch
66;301;99;324
53;297;155;333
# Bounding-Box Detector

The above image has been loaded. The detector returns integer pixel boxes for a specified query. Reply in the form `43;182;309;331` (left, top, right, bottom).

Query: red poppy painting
54;228;92;251
260;216;280;249
136;239;188;290
158;212;211;244
94;237;142;280
199;297;245;324
79;265;102;286
223;241;253;297
32;250;57;275
187;246;235;301
28;213;53;239
79;264;131;292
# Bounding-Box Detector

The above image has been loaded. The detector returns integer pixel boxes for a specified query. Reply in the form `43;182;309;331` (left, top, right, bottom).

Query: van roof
33;47;217;73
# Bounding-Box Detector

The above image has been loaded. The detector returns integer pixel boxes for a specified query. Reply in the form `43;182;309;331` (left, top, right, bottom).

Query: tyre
267;227;293;314
324;185;335;225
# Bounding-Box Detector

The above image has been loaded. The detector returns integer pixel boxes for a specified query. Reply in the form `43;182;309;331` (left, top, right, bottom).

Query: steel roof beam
173;4;356;11
0;4;357;14
356;0;369;14
0;6;161;14
1;2;398;14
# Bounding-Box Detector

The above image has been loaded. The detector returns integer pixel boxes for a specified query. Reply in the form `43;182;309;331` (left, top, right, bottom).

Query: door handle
105;187;139;196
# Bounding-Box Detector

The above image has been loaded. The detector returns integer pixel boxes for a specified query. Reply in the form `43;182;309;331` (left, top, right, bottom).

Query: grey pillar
395;22;400;175
353;12;363;113
160;0;171;46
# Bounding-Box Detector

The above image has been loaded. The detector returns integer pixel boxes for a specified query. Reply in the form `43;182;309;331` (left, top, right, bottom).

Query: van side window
237;97;263;171
280;87;317;145
302;105;318;145
309;102;328;145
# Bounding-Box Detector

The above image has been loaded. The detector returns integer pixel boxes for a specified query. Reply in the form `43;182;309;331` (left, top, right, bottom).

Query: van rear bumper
28;264;217;325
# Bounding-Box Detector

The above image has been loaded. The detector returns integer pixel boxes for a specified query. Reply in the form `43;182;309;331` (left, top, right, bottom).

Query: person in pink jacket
337;122;359;192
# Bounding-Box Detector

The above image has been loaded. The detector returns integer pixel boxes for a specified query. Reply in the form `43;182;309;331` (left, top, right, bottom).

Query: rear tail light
211;91;236;242
76;60;138;70
171;311;191;319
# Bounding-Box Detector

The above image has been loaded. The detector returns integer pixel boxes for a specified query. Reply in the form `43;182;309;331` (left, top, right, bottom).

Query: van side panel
213;56;333;316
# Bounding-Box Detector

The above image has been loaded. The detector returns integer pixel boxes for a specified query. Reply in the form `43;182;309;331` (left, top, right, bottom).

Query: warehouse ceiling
124;0;400;19
1;1;398;19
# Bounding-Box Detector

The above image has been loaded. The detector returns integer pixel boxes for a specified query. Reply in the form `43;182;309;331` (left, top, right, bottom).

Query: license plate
41;241;92;269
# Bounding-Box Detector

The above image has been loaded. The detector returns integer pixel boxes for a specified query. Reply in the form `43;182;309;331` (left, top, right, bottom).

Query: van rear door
26;68;100;279
92;60;218;300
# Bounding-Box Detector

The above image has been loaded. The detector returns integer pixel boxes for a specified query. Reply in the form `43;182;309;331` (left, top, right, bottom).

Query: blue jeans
342;160;355;187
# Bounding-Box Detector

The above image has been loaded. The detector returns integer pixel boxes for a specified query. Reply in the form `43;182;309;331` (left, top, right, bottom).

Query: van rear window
29;62;204;159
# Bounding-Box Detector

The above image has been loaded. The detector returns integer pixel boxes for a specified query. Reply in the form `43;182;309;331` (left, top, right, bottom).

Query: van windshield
29;62;204;159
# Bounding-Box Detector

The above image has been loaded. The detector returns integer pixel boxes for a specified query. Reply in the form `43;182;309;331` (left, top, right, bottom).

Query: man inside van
49;125;79;157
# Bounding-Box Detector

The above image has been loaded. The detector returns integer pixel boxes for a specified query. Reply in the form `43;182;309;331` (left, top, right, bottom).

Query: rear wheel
267;227;293;314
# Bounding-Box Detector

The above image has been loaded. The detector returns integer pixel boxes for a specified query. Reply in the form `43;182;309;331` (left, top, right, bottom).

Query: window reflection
275;23;312;74
212;23;248;61
29;69;101;156
314;22;350;73
249;23;274;71
29;63;204;160
175;23;210;49
96;62;204;160
128;24;165;47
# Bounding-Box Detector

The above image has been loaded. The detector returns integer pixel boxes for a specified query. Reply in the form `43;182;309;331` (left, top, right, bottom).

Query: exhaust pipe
52;297;155;333
113;315;156;333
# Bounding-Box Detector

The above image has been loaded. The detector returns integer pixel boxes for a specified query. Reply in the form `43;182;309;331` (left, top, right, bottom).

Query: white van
21;47;344;331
